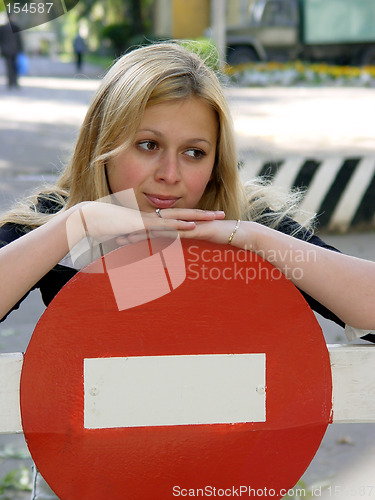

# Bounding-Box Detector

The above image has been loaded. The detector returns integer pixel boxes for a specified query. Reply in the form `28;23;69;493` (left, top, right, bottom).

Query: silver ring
155;208;162;218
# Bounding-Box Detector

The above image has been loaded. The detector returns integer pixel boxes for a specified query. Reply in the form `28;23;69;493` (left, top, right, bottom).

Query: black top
0;22;23;57
1;200;374;343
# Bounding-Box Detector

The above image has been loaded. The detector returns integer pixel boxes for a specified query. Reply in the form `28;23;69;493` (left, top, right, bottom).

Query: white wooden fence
1;344;375;435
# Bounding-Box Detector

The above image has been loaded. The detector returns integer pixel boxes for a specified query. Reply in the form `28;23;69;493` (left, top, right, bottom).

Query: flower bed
226;61;375;87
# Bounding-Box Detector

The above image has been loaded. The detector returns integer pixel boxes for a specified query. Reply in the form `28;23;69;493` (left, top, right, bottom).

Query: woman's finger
143;218;196;231
115;235;131;246
148;228;180;239
148;208;225;221
128;228;183;245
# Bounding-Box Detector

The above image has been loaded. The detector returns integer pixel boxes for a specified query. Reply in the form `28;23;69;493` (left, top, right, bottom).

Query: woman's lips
145;194;180;209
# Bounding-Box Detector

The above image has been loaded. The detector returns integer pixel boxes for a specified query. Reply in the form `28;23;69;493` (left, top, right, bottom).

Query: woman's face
106;97;218;212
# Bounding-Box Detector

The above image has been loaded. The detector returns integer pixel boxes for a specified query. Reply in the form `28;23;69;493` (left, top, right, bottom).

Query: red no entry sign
20;239;332;499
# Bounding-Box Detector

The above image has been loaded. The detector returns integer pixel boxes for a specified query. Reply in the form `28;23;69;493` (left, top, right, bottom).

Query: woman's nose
155;152;181;183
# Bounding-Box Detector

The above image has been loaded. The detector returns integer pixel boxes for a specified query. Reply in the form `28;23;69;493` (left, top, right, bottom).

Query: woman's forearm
0;207;85;320
0;204;219;320
236;221;375;329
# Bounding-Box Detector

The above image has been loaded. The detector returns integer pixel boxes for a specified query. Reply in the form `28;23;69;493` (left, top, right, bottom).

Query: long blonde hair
0;41;312;231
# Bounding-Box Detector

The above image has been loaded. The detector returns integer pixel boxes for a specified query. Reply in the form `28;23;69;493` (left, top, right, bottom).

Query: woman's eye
138;141;158;151
185;149;206;160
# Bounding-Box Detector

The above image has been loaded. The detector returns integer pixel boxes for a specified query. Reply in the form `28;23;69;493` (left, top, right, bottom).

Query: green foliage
85;53;114;70
101;22;134;56
76;0;155;56
101;23;169;57
0;445;30;460
0;328;19;338
0;467;32;496
181;38;221;72
127;34;169;50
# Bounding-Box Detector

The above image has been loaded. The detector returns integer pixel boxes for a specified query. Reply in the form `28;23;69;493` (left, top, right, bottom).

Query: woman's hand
68;202;226;247
149;218;249;247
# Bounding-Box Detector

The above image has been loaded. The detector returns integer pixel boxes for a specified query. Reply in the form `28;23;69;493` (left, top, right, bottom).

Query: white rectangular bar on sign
84;353;266;429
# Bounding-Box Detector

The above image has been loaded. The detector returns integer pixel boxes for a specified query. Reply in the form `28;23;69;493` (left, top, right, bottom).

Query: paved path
0;56;375;499
226;86;375;158
228;86;375;232
1;56;375;231
0;54;105;79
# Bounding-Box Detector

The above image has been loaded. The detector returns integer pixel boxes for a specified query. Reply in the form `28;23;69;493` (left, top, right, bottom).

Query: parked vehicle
226;0;375;66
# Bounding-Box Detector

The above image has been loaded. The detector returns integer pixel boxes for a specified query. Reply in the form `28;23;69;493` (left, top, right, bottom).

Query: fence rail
1;345;375;435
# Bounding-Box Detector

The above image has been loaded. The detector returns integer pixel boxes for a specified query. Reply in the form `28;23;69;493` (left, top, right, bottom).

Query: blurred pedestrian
0;17;23;89
73;32;85;72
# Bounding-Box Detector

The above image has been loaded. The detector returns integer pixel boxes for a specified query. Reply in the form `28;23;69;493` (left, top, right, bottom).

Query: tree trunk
129;0;144;34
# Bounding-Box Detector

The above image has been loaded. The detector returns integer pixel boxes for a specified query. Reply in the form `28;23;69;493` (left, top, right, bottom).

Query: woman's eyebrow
137;129;212;146
189;138;212;146
137;128;163;137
